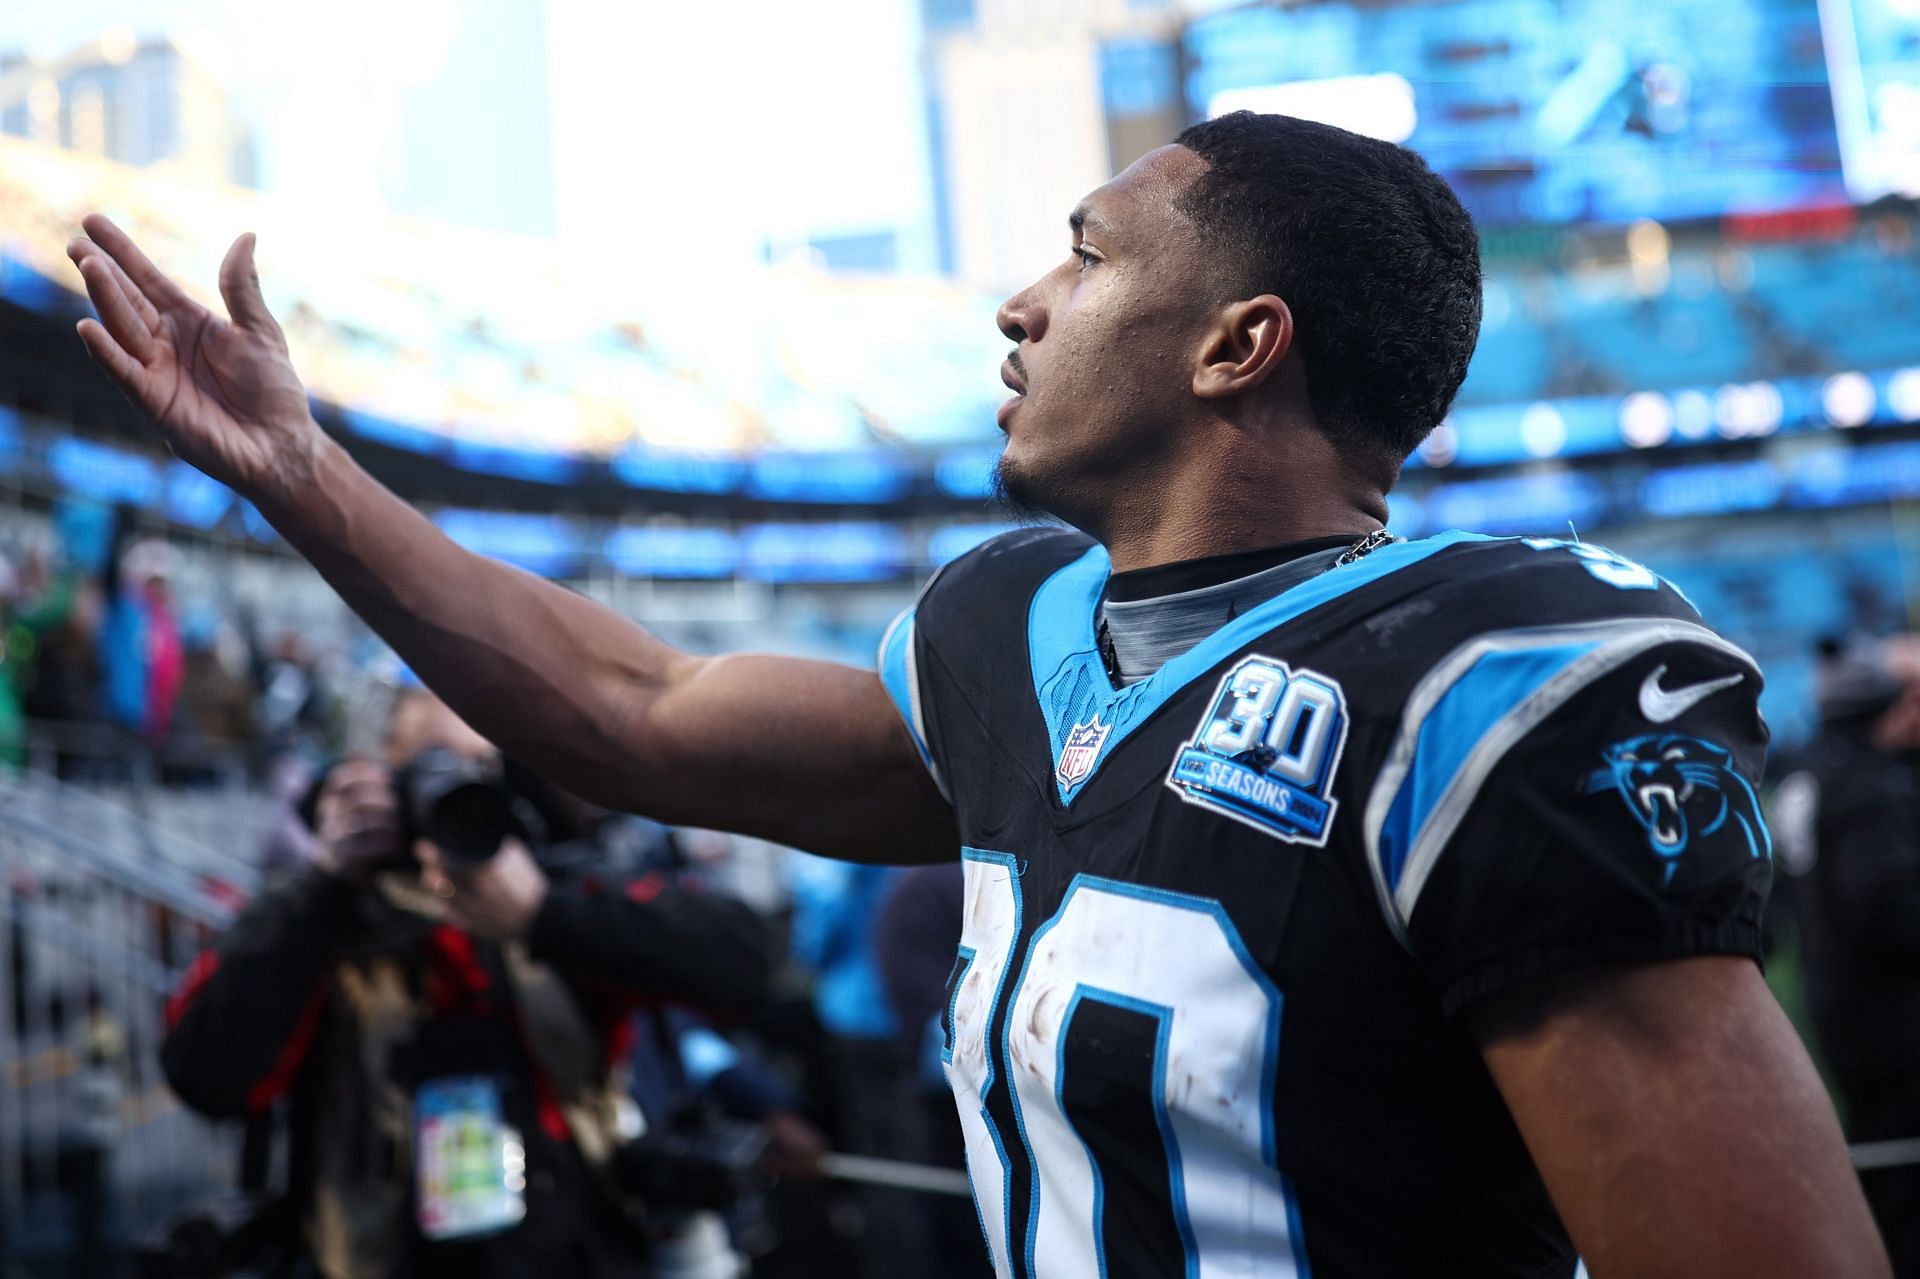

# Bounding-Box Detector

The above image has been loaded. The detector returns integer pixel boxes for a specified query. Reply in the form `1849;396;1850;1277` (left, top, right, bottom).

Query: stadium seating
1455;231;1920;411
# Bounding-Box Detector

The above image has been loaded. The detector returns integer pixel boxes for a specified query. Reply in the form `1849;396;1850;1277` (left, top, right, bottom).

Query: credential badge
1056;716;1112;787
1165;655;1349;846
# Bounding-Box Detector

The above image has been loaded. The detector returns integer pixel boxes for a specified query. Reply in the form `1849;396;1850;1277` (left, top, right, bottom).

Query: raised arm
1476;957;1888;1279
68;216;954;863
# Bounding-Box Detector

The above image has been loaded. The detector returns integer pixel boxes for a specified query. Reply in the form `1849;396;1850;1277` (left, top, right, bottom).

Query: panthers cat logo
1582;734;1769;884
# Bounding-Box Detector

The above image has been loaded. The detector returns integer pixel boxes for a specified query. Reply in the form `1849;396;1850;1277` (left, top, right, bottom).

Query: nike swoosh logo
1639;665;1745;723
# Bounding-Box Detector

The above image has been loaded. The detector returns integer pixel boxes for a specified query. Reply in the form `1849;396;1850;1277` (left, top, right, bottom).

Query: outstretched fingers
95;246;162;334
218;232;283;342
79;212;192;311
75;317;152;404
73;252;156;362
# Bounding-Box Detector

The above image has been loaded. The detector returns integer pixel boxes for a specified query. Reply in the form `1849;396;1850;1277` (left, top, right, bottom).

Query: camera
394;747;528;868
610;1114;770;1211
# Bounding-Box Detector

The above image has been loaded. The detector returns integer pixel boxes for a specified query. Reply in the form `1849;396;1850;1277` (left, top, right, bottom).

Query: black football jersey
877;527;1772;1279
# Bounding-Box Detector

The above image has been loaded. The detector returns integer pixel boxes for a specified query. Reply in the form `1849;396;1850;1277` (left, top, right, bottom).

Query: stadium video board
1182;0;1916;228
1822;0;1920;202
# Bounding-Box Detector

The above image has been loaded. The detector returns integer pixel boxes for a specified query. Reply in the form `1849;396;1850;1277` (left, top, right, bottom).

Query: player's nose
997;284;1047;345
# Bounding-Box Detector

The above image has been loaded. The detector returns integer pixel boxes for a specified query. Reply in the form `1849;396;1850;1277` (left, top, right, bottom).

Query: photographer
1799;638;1920;1275
159;688;773;1279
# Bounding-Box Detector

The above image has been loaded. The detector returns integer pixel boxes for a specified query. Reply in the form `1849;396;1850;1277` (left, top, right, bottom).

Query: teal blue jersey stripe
878;605;934;773
1027;530;1494;805
1376;641;1600;893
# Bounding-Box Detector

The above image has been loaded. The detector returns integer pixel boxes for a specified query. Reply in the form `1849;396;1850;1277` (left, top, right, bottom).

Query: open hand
67;214;324;507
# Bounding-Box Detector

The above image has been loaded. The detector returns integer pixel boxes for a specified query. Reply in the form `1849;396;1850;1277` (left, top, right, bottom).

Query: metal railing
20;718;261;794
0;769;259;1272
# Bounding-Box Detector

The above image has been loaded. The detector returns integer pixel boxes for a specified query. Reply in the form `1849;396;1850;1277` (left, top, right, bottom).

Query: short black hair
1174;112;1482;469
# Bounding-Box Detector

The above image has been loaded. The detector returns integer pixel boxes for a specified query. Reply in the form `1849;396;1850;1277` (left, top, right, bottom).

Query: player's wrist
256;429;350;540
265;416;328;501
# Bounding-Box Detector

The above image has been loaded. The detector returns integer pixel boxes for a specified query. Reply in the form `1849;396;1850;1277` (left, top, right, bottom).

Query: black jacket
161;858;772;1279
1801;727;1920;1110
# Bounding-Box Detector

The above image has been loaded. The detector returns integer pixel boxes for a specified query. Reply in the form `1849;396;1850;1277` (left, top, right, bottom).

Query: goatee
989;457;1055;525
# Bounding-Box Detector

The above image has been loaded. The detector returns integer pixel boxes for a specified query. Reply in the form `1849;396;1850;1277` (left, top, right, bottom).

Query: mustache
1007;349;1027;382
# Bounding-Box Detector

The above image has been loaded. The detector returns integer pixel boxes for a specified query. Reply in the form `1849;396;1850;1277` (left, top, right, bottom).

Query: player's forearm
261;436;686;799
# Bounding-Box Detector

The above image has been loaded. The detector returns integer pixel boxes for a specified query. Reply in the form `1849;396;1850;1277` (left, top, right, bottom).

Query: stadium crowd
0;501;998;1279
0;502;329;787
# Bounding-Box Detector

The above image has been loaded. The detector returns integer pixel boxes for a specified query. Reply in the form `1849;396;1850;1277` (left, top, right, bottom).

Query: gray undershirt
1098;546;1351;686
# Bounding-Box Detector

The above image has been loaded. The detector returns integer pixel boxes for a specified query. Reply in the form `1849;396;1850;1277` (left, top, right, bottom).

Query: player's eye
1071;246;1099;271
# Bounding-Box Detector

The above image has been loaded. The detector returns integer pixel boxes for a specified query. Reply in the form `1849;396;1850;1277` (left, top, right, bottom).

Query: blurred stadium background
3;0;1920;1272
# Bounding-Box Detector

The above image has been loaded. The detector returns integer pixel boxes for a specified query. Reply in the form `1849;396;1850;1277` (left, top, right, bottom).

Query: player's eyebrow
1068;203;1115;238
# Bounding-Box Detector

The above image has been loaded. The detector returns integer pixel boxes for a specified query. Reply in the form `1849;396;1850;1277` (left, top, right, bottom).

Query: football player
68;111;1886;1276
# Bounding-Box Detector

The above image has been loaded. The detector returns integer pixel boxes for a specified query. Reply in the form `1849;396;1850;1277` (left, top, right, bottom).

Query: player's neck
1099;444;1387;574
1104;516;1380;574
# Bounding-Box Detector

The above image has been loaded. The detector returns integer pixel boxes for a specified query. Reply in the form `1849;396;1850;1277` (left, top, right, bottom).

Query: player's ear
1192;295;1293;400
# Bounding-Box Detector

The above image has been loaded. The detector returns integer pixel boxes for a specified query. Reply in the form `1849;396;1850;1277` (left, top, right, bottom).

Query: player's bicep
1475;957;1887;1279
626;652;955;864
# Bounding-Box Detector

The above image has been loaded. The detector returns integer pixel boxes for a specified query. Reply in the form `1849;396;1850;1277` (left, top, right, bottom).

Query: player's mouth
997;358;1027;430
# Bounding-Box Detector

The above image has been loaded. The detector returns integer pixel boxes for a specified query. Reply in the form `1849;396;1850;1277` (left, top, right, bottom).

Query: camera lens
401;748;515;867
425;780;514;867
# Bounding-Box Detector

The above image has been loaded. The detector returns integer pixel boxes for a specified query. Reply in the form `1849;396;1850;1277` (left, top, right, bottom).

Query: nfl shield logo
1056;716;1112;787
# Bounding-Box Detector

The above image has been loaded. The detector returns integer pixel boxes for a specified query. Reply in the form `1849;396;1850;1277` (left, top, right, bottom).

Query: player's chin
989;451;1055;524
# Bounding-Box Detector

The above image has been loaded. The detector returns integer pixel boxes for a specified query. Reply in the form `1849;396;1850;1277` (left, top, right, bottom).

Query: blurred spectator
787;858;900;1048
169;612;259;784
619;828;826;1169
1798;636;1920;1275
257;752;325;877
4;502;345;782
874;862;991;1279
159;688;774;1278
13;545;104;774
0;552;24;767
873;862;962;1071
99;536;185;752
142;556;185;739
58;987;128;1279
786;857;906;1279
255;631;335;764
611;826;830;1271
623;1001;829;1268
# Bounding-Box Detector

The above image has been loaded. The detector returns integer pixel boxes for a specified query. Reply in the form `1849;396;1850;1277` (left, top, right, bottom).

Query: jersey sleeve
1363;614;1772;1018
877;601;948;801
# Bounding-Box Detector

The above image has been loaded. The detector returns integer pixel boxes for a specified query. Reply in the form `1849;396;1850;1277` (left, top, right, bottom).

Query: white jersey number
948;853;1307;1278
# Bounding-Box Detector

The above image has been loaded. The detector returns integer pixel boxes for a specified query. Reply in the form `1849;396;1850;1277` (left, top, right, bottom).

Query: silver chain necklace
1334;528;1396;566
